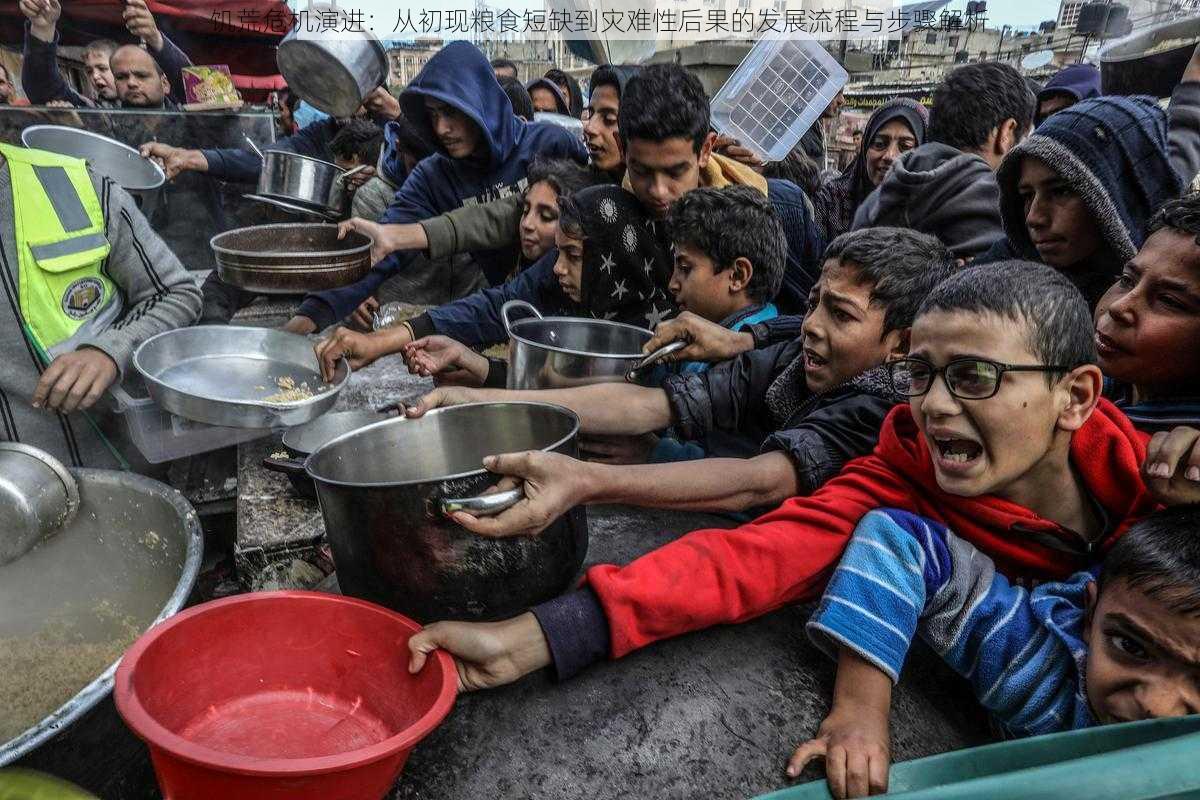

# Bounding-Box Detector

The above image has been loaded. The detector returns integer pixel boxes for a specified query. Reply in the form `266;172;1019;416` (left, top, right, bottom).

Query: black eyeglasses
887;357;1074;400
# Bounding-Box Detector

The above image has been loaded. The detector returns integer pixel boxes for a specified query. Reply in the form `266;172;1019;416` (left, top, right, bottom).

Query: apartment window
948;35;959;48
925;32;937;44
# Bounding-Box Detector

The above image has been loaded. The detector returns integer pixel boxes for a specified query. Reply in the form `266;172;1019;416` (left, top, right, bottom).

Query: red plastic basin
114;591;456;800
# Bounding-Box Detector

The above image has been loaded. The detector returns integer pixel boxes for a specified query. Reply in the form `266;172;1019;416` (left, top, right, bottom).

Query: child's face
552;229;585;303
1017;156;1102;271
907;309;1091;501
625;135;711;219
530;87;560;114
1084;579;1200;724
667;243;748;324
1094;228;1200;398
519;181;560;262
801;260;904;394
583;85;622;172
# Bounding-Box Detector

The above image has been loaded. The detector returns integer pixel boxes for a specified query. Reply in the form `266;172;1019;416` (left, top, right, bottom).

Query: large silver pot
1100;14;1200;97
254;150;362;218
0;469;202;766
302;402;588;622
502;300;684;389
276;2;389;118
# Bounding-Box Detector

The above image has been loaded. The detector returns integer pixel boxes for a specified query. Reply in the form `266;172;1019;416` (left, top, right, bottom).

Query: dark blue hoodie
297;41;589;329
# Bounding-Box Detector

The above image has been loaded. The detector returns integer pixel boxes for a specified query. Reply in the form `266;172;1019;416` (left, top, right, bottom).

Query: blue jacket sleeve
296;156;441;328
420;252;558;347
766;179;824;315
806;508;1093;737
153;33;192;105
21;23;87;107
200;117;340;184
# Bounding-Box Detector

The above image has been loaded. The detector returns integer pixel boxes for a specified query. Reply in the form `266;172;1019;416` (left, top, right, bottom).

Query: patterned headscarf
568;185;676;329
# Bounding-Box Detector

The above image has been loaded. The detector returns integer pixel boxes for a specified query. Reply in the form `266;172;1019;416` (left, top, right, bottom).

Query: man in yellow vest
0;143;202;468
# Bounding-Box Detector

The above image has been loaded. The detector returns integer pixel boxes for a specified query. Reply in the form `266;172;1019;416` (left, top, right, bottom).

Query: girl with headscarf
813;98;927;244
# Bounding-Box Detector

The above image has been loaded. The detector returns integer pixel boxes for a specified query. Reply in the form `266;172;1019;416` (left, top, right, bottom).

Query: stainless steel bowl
0;443;79;566
0;469;202;766
276;3;389;118
21;125;166;192
133;326;350;429
255;150;351;218
1100;14;1200;97
304;402;589;621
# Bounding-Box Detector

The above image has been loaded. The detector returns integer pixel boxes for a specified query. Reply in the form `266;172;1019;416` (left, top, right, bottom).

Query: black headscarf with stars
564;184;676;330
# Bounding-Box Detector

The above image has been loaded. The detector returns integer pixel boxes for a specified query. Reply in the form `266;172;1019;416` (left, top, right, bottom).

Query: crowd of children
298;41;1200;798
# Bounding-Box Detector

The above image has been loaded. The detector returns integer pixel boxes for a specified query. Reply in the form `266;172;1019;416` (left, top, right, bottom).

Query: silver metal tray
132;326;350;429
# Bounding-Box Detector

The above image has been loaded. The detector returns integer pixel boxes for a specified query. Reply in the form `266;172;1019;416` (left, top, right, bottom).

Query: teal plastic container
755;715;1200;799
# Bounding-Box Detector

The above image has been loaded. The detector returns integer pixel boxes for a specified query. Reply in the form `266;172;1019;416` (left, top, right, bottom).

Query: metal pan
133;326;350;429
255;150;364;217
1100;14;1200;97
261;409;391;498
21;125;165;192
210;223;372;294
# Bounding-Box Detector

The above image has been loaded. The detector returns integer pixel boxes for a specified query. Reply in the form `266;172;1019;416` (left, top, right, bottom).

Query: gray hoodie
0;158;202;469
851;142;1004;259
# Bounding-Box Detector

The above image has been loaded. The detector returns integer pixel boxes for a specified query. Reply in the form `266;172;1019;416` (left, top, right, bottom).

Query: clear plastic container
107;378;269;464
710;32;849;163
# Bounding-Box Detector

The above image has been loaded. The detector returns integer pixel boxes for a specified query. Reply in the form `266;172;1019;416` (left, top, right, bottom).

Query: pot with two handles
502;300;686;390
290;402;588;622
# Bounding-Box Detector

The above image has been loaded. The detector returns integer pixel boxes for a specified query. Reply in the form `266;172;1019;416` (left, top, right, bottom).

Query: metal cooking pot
276;2;389;118
210;222;372;294
20;125;165;214
261;408;392;498
253;150;365;218
1100;14;1200;97
0;443;79;566
296;402;588;622
502;300;685;389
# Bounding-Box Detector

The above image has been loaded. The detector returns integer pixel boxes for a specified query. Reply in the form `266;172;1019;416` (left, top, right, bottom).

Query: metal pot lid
242;193;338;219
281;409;390;455
21;125;166;192
0;442;80;564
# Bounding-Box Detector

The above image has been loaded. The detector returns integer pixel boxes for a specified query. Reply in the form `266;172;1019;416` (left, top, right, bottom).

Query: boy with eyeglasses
406;262;1200;688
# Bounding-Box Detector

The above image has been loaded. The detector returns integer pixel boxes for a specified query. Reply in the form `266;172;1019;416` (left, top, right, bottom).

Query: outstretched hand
643;310;755;364
1143;426;1200;506
447;451;592;538
407;612;552;692
403;336;491;387
786;705;891;798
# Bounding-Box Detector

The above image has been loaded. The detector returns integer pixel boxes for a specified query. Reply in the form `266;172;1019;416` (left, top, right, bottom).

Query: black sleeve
762;393;894;495
21;23;88;107
530;587;611;681
482;357;508;388
153;33;193;105
748;315;804;349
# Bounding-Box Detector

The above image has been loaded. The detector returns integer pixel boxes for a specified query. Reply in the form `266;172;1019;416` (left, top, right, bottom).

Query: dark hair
330;118;384;166
823;227;957;335
618;64;710;154
390;115;434;161
1149;191;1200;246
526;156;598;201
85;38;118;58
916;261;1097;377
667;186;786;303
491;58;519;75
498;75;534;121
1101;506;1200;616
557;193;586;241
762;147;823;199
282;90;301;113
928;62;1034;151
545;68;583;117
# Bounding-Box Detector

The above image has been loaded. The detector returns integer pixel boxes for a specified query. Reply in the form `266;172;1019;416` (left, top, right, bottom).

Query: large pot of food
502;300;684;390
210;222;372;294
275;2;389;118
299;402;588;622
1100;14;1200;97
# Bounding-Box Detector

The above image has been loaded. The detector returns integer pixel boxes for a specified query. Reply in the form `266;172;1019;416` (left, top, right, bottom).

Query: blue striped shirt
807;508;1097;738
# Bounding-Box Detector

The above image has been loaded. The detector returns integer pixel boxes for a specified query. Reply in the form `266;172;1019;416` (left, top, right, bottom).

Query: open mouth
803;348;828;369
932;436;983;466
1094;331;1125;358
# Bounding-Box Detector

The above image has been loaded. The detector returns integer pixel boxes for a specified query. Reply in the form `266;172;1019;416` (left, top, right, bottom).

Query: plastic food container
114;591;457;800
107;381;268;464
710;31;848;163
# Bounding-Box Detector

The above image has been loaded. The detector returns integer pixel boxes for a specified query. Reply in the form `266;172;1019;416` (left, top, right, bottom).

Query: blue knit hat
997;95;1183;267
1037;64;1101;105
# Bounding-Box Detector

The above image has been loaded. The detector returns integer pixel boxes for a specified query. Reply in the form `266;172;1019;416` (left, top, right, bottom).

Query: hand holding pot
338;217;429;265
408;612;551;692
404;385;484;418
643;310;755;364
447;451;591;538
139;142;206;180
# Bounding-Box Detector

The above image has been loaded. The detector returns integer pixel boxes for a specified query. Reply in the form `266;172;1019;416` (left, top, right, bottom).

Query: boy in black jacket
403;227;958;537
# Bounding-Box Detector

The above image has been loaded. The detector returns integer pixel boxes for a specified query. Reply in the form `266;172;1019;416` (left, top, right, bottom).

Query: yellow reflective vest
1;143;118;360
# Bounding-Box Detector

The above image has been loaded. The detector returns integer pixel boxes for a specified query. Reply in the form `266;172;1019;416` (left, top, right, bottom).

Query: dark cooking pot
1099;14;1200;97
299;402;588;622
262;409;392;498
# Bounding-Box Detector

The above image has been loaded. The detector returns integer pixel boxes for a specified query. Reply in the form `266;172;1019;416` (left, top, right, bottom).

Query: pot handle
500;300;542;338
261;455;307;477
625;340;689;383
336;164;370;184
441;485;524;517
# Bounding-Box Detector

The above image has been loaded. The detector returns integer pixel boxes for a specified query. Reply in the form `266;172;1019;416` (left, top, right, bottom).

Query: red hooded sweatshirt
585;400;1157;659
